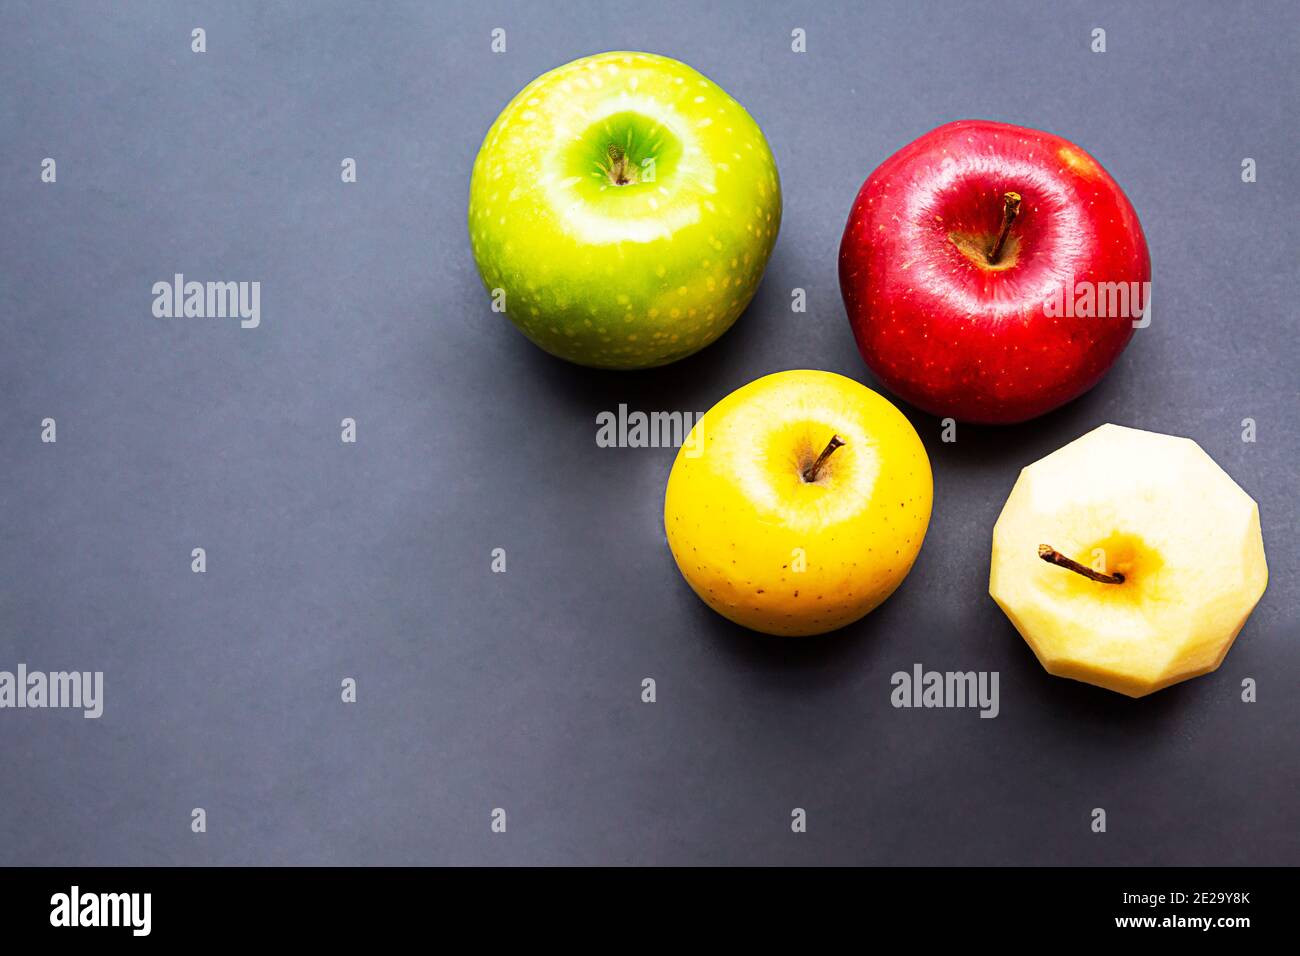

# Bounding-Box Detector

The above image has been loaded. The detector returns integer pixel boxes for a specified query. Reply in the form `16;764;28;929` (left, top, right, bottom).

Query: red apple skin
839;120;1151;424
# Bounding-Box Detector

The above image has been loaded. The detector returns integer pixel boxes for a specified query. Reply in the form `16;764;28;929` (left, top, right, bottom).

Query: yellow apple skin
664;370;932;636
990;423;1268;697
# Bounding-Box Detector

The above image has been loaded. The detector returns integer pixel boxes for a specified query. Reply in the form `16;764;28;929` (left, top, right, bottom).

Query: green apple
468;51;782;368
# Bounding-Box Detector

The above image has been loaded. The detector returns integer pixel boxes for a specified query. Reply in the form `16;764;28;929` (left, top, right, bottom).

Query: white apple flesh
990;424;1268;697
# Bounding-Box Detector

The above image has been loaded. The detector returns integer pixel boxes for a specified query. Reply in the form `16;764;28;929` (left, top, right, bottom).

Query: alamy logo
595;404;705;457
1043;274;1151;327
152;274;261;328
891;664;999;718
0;665;103;718
50;886;150;936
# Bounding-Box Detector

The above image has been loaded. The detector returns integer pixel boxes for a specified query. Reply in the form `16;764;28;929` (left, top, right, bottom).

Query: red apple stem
1037;544;1125;584
803;435;845;483
606;144;633;186
988;191;1022;264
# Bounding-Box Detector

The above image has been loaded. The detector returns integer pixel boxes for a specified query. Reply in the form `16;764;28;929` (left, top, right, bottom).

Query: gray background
1;0;1296;865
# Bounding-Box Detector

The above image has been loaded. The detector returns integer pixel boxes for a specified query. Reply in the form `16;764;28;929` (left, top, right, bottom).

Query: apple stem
1037;544;1125;584
606;144;633;186
803;435;845;483
987;191;1022;264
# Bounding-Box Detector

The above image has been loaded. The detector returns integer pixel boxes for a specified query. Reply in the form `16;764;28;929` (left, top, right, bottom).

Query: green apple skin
468;51;782;369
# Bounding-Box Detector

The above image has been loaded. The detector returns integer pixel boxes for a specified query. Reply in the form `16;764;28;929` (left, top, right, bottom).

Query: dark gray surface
1;0;1296;866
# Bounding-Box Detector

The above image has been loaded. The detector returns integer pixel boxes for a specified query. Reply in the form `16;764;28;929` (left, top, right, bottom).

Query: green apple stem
1037;544;1125;584
606;144;635;186
803;435;845;483
987;191;1022;264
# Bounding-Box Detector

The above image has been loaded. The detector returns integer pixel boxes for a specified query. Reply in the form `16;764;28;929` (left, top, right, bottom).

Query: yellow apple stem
988;191;1022;264
1037;544;1125;584
606;144;634;186
802;435;845;483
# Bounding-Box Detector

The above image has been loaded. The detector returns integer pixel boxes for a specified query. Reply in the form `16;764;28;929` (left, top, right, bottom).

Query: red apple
839;120;1151;424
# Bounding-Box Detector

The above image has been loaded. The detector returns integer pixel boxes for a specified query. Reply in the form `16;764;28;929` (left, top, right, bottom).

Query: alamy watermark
891;663;999;718
596;404;704;457
152;274;261;329
50;886;150;936
0;665;103;718
1043;274;1151;328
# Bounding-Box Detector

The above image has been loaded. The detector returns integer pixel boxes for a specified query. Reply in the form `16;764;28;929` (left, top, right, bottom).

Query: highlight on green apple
468;51;782;369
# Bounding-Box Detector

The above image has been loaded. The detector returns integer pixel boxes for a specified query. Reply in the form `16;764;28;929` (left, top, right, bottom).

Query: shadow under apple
668;562;918;690
996;612;1201;738
501;271;789;423
896;364;1139;481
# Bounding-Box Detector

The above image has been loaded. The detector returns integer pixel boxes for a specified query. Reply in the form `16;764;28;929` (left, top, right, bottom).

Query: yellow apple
990;423;1268;697
664;369;933;636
